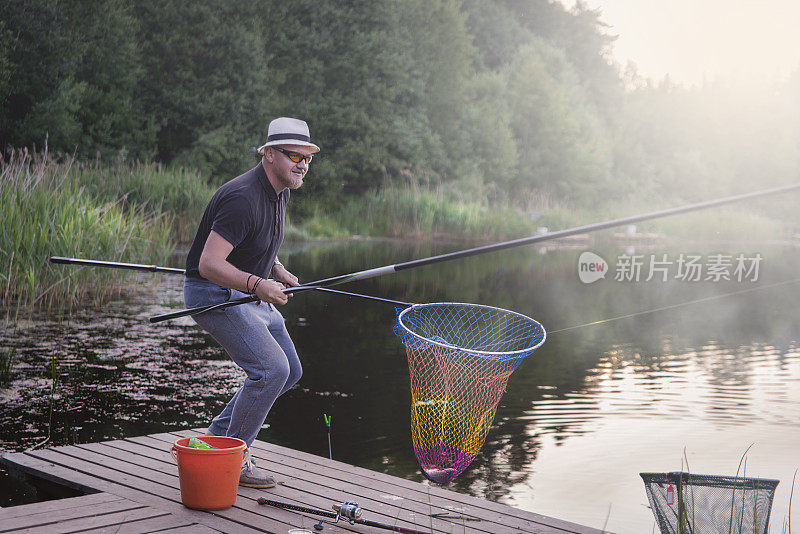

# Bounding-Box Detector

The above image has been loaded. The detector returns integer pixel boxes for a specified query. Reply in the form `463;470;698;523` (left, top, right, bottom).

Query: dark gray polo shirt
185;163;289;279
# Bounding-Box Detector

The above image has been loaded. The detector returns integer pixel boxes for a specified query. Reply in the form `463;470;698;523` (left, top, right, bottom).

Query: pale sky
571;0;800;86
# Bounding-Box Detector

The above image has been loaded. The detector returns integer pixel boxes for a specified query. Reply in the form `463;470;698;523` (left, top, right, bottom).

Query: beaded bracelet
245;273;256;294
251;277;264;295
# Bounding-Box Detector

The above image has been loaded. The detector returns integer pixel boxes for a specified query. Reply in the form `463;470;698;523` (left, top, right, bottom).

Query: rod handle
149;295;260;323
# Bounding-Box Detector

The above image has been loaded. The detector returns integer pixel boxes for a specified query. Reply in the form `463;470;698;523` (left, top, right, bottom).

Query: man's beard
281;169;304;189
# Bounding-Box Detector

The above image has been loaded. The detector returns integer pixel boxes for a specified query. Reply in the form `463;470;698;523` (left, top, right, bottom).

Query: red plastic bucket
171;436;248;510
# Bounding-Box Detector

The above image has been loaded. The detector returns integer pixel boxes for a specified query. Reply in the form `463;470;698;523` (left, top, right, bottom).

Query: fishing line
450;276;800;350
48;257;409;307
548;276;800;334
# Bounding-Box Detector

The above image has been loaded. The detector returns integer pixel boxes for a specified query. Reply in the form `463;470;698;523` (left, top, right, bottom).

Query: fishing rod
256;497;434;534
48;257;411;308
149;181;800;323
50;256;185;274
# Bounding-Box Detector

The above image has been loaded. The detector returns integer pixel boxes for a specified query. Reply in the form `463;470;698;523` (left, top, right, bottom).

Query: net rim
397;302;547;357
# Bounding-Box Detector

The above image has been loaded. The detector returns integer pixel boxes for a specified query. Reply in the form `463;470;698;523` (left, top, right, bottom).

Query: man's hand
255;279;289;306
199;231;296;305
272;264;299;288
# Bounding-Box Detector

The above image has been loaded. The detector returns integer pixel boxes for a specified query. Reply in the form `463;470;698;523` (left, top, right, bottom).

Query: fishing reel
333;501;362;522
313;501;361;530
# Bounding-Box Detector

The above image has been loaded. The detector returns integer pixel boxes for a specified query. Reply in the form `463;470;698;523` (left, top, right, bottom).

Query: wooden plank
0;497;143;532
79;441;175;476
28;447;303;534
159;431;577;534
2;452;281;534
157;526;221;534
250;437;601;533
29;446;358;534
3;431;600;534
126;435;513;534
174;428;580;526
78;513;199;534
145;432;496;519
120;436;473;526
164;430;598;534
1;452;104;496
77;439;447;534
151;431;596;534
0;492;122;521
19;506;168;534
55;442;359;534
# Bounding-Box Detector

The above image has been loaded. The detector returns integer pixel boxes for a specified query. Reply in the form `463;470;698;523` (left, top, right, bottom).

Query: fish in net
395;303;546;484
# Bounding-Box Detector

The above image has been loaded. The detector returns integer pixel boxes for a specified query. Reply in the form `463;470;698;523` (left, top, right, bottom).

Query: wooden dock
1;430;601;533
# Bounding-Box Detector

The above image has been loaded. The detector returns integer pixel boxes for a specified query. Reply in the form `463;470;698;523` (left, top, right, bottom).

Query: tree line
3;0;798;211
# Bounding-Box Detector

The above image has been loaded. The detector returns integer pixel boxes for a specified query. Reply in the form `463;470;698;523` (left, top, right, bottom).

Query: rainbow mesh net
395;303;546;484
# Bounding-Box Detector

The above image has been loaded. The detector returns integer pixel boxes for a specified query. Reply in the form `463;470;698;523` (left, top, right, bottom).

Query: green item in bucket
188;437;216;449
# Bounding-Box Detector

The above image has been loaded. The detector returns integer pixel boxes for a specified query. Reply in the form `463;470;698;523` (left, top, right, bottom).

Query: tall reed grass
0;148;179;314
294;186;552;240
70;156;213;242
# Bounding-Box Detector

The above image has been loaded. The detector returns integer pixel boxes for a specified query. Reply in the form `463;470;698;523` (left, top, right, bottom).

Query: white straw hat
257;117;320;153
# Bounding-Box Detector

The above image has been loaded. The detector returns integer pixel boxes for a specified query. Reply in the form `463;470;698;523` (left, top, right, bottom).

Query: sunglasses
273;147;313;165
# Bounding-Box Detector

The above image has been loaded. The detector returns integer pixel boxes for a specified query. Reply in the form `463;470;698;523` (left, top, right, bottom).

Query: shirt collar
255;162;279;201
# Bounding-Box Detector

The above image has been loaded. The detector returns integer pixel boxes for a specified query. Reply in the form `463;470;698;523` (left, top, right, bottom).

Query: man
183;117;319;488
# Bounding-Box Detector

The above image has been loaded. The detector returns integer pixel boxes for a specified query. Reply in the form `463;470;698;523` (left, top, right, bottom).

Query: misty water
2;238;799;532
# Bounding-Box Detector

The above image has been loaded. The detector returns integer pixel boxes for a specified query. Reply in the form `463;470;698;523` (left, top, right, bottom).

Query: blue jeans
184;277;302;447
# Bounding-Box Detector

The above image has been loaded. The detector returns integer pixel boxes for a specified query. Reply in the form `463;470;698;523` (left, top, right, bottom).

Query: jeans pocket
184;280;231;308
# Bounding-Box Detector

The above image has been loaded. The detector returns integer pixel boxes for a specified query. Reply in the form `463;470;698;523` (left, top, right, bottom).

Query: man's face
270;144;314;190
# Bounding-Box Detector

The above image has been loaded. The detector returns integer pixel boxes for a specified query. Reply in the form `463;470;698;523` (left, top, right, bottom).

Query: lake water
2;238;799;532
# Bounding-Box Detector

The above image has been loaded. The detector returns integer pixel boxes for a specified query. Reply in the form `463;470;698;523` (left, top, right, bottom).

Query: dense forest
2;0;799;213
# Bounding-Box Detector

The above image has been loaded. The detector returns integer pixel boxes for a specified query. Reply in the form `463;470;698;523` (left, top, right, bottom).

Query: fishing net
395;303;546;484
640;472;779;534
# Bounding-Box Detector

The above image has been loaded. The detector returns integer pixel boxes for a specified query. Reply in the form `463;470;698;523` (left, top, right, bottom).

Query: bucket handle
170;445;251;464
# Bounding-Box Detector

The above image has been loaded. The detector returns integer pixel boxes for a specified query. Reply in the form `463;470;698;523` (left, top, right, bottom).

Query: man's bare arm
198;230;288;305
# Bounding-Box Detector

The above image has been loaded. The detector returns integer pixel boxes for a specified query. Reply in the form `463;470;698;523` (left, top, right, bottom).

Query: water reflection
1;240;799;532
508;339;800;532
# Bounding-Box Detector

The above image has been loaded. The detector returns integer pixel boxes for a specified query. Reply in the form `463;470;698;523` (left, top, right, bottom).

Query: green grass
291;186;796;244
293;187;546;240
69;156;214;243
0;148;179;313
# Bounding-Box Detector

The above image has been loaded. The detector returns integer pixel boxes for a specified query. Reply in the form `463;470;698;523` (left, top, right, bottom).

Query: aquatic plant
777;470;798;534
69;155;213;242
0;147;177;315
0;348;14;386
295;186;543;240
